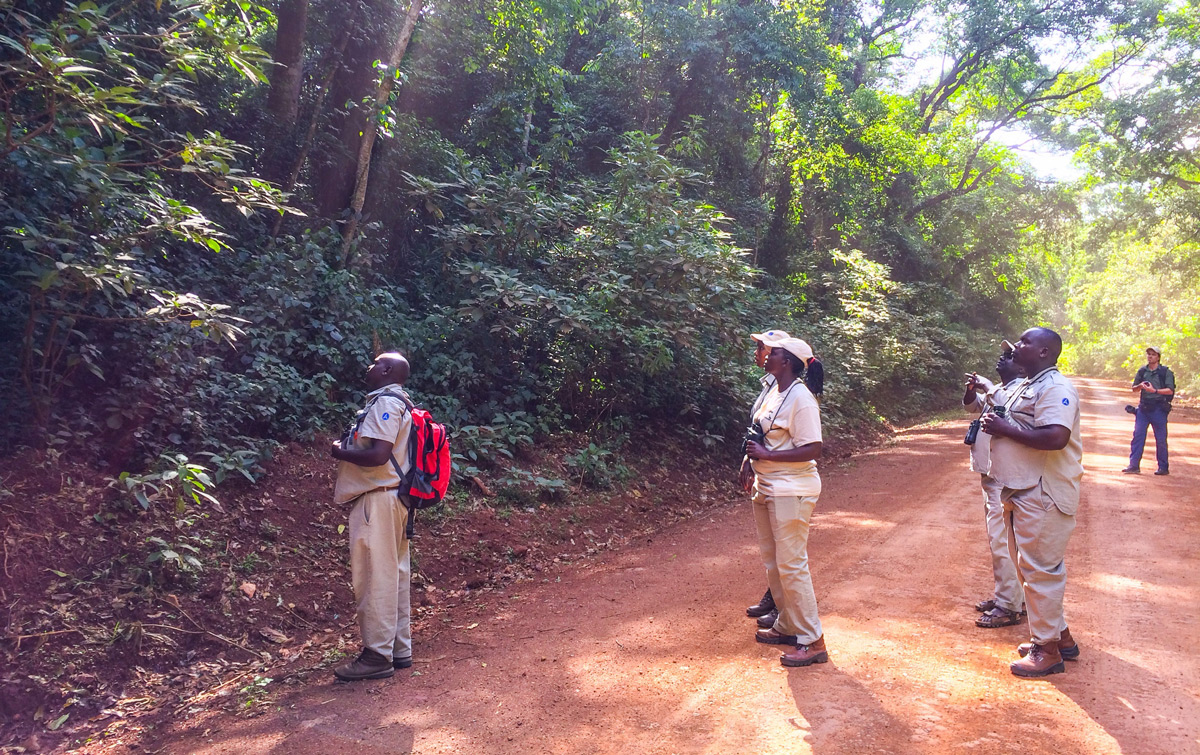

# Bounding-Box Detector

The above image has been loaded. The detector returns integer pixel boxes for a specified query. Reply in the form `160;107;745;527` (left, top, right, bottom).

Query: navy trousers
1129;405;1169;472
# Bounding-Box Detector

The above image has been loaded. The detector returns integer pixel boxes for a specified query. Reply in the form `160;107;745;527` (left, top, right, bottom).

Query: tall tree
340;0;425;259
267;0;310;127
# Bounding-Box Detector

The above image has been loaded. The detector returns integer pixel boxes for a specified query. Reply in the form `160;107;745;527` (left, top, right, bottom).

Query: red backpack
368;390;450;538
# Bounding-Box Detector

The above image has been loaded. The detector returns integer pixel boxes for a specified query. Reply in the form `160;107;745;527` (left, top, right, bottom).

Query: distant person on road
963;346;1025;629
329;352;416;682
744;334;828;668
1122;346;1174;476
741;329;791;628
982;328;1083;678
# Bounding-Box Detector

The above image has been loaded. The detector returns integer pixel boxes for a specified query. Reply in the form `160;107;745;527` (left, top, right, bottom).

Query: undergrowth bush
4;115;975;481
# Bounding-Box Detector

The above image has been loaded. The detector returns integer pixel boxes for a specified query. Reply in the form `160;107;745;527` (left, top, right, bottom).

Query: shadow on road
785;661;914;751
1052;646;1200;755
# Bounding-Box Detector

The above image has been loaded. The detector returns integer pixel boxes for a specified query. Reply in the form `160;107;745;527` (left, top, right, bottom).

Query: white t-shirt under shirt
751;379;822;497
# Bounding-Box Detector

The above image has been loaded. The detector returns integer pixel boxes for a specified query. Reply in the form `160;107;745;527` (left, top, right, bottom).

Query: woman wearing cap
745;335;828;667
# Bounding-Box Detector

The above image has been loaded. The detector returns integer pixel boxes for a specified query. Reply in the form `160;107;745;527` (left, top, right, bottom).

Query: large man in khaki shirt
982;328;1083;678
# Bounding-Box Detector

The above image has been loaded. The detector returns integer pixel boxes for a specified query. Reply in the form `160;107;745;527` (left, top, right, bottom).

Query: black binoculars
964;406;1006;446
741;423;767;454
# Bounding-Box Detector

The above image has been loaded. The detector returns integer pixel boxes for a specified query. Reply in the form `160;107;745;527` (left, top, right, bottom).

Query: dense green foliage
1045;1;1200;383
2;0;1196;476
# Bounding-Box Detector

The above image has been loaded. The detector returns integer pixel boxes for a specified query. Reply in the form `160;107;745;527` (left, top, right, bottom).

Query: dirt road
151;378;1200;754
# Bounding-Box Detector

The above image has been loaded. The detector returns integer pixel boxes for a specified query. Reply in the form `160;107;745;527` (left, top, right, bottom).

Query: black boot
746;588;775;618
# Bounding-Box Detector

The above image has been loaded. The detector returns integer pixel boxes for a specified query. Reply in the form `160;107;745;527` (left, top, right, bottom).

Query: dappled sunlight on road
1079;572;1192;605
813;510;897;531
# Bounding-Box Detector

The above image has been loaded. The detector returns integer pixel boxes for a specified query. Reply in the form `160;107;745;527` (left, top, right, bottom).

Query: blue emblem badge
382;412;390;420
1061;398;1069;406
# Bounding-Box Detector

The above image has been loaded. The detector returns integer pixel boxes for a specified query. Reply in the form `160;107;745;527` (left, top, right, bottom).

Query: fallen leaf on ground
239;582;256;599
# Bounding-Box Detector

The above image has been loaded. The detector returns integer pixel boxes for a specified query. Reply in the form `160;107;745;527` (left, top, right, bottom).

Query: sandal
974;599;996;613
976;607;1022;628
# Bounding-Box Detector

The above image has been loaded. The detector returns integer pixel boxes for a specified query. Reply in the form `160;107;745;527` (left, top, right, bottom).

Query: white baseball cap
774;337;814;362
750;329;790;344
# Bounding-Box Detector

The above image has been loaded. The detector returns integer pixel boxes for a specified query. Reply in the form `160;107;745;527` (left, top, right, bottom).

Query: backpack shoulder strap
377;388;413;411
373;388;414;487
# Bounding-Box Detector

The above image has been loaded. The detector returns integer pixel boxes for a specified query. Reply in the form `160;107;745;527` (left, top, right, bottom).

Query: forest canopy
2;0;1197;474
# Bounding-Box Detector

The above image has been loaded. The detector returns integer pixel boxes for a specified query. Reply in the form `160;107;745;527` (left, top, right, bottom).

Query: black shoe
756;609;779;629
1121;467;1140;474
976;607;1022;628
393;656;413;669
1154;468;1169;476
746;589;775;618
755;627;797;645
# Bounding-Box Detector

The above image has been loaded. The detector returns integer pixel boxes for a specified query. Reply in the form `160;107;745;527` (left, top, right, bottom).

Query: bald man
330;352;416;681
982;328;1083;678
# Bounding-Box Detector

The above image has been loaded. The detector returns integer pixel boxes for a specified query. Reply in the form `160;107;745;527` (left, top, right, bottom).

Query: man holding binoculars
963;345;1025;630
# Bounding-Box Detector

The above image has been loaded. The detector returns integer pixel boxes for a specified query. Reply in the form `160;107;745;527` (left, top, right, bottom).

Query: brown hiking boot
1010;642;1065;677
334;648;394;681
1018;627;1079;660
756;609;779;629
781;635;828;667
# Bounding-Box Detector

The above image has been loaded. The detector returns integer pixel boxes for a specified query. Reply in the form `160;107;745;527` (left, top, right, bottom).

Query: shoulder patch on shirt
382;412;390;420
1061;398;1069;406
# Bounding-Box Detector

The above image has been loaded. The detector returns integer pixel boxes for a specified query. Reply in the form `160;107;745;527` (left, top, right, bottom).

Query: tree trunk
271;26;352;238
339;0;425;263
266;0;308;127
313;0;393;217
758;166;794;278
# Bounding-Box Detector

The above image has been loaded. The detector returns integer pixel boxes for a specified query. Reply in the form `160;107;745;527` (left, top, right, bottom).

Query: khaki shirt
988;368;1083;514
966;378;1020;475
751;379;822;497
751;373;777;420
333;386;413;505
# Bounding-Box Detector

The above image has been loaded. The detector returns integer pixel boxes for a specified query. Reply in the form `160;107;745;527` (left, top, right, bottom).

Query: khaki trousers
1002;483;1075;645
981;475;1023;613
348;489;412;661
753;492;822;643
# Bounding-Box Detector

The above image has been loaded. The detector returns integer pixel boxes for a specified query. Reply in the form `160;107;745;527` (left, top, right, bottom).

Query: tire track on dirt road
140;378;1199;755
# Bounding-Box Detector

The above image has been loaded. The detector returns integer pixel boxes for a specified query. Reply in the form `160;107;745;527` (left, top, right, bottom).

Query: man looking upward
963;346;1025;629
329;352;416;681
982;328;1083;678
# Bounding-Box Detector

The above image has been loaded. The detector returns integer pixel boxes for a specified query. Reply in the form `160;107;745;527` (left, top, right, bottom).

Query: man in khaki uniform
963;348;1025;628
982;328;1083;678
741;329;790;626
330;352;415;681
